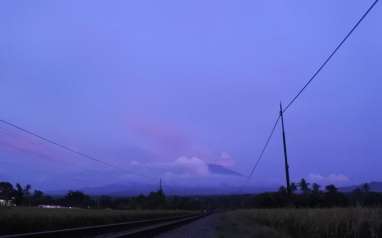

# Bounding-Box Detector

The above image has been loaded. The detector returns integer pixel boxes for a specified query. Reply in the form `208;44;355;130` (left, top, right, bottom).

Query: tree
278;186;287;194
97;195;113;208
31;190;47;205
362;183;370;193
325;184;338;193
65;191;91;208
324;184;347;207
351;188;363;206
312;183;321;194
290;183;298;193
298;179;311;194
147;189;166;209
0;182;15;200
33;190;44;199
309;183;322;207
15;183;32;205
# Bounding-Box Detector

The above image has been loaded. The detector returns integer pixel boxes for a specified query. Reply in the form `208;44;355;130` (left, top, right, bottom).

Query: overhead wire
0;119;155;180
247;114;281;179
247;0;379;179
283;0;379;113
0;119;114;167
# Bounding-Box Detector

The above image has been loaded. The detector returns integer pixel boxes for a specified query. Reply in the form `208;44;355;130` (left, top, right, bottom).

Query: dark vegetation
0;181;167;209
0;208;193;235
0;182;195;235
1;178;382;210
218;208;382;238
1;179;382;236
216;180;382;238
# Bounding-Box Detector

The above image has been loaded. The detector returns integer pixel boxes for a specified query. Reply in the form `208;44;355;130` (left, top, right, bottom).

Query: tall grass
0;207;192;235
218;208;382;238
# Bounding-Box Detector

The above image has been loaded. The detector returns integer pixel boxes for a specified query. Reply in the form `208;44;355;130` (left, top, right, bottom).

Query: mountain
79;183;270;196
47;182;271;197
48;181;382;197
207;163;243;177
81;183;156;196
47;165;245;196
340;182;382;192
75;181;382;196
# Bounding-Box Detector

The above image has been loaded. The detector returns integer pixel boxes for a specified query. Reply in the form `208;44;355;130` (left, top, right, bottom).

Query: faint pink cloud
126;155;210;177
128;119;192;159
0;129;70;163
214;152;235;168
126;118;236;173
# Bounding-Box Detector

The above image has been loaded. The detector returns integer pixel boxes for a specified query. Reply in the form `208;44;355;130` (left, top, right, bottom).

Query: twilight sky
0;0;381;191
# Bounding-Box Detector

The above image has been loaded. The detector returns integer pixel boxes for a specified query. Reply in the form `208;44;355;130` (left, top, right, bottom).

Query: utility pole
280;102;291;195
159;178;163;193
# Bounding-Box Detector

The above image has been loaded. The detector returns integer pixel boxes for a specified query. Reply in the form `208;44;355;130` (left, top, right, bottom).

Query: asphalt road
155;213;220;238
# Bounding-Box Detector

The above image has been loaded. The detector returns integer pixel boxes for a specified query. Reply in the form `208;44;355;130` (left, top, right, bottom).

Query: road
155;213;220;238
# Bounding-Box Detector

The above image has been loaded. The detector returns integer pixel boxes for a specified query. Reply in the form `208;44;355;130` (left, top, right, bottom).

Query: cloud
0;128;63;163
120;155;210;178
214;152;235;168
128;120;192;159
308;173;350;184
171;156;210;176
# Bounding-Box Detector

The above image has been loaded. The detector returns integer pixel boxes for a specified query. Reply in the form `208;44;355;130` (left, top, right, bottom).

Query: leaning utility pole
280;103;291;195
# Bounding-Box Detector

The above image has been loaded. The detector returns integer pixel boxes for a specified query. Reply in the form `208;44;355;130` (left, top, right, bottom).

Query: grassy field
217;208;382;238
0;207;194;235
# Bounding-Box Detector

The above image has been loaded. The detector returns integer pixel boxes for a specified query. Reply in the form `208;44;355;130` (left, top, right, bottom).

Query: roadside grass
0;207;193;235
217;210;288;238
217;208;382;238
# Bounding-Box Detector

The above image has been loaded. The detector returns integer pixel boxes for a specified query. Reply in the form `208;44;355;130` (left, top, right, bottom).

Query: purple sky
0;0;381;191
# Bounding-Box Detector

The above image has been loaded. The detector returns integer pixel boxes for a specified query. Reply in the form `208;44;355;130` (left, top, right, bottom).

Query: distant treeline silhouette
1;179;382;210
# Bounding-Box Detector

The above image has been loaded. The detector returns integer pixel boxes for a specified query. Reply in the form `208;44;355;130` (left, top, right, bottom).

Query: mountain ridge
340;181;382;192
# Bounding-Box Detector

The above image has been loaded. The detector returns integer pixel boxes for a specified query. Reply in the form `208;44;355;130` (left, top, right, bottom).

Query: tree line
0;181;167;209
261;179;382;208
1;179;382;210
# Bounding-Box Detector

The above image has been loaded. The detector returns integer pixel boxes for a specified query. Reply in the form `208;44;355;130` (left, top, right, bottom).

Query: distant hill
83;183;271;196
48;180;382;197
47;182;157;197
48;182;272;197
48;184;257;197
340;182;382;192
207;163;243;177
81;183;156;196
48;164;246;196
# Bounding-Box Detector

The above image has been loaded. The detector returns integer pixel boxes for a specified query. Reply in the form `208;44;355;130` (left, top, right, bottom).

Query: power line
247;0;378;180
0;119;158;180
0;119;117;168
247;114;281;179
283;0;379;113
